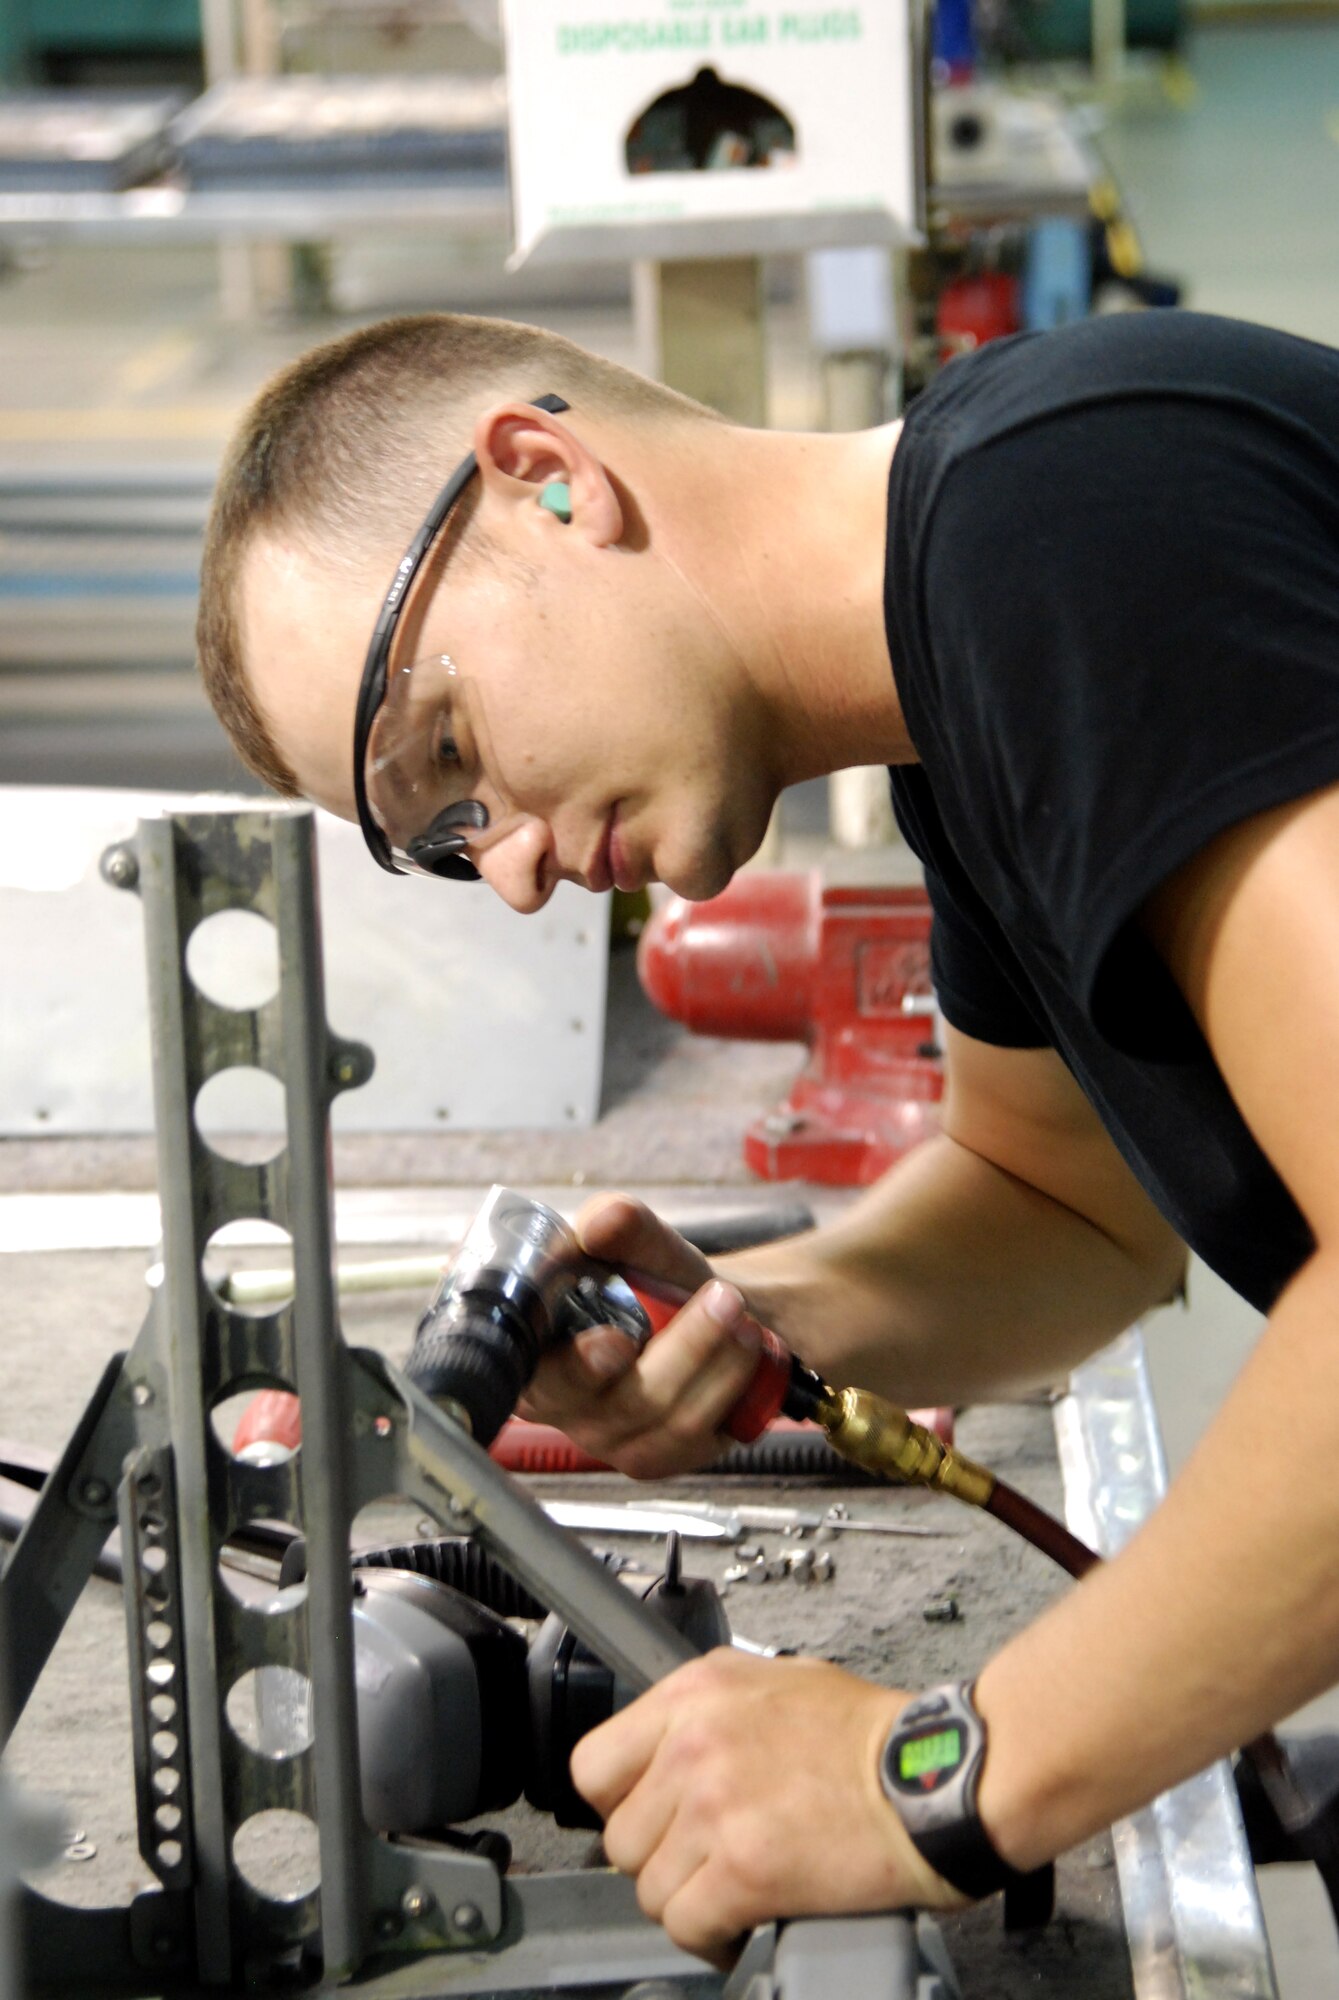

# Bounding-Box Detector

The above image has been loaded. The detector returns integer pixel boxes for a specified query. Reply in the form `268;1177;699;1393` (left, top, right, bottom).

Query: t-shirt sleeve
920;393;1339;1058
891;774;1052;1049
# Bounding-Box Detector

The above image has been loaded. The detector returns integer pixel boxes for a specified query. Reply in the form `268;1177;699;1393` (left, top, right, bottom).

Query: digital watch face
893;1724;965;1794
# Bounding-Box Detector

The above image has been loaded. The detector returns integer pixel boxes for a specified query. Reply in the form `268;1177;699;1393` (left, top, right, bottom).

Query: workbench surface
1;1242;1130;2000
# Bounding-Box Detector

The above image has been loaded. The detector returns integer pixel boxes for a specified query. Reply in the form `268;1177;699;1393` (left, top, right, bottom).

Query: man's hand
570;1649;967;1967
517;1193;767;1477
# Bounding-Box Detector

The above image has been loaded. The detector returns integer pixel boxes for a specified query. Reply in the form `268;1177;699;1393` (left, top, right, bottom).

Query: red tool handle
630;1282;791;1444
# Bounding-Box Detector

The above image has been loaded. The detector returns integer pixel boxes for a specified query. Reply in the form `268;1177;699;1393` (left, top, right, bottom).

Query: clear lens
364;653;517;876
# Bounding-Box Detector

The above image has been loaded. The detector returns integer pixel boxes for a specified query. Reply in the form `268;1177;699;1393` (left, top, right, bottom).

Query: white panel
503;0;920;265
0;787;608;1134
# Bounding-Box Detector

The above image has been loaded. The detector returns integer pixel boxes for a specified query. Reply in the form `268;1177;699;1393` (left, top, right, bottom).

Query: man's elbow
1130;1229;1190;1316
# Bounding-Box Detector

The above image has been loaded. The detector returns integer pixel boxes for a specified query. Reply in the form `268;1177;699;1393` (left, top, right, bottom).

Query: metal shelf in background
0;176;511;246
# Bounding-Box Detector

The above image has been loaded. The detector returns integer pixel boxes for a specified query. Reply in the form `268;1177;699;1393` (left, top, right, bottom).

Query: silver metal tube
395;1371;699;1693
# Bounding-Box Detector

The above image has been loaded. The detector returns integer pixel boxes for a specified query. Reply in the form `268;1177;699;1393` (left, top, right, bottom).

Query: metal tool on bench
401;1187;1093;1591
0;807;960;2000
404;1182;832;1450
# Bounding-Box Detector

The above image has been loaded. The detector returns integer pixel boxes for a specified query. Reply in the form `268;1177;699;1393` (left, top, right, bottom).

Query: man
198;305;1339;1964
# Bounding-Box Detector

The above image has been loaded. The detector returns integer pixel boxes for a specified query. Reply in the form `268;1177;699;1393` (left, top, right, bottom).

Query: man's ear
472;401;624;548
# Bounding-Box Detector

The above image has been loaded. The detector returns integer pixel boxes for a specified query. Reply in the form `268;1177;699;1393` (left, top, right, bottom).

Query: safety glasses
351;392;570;879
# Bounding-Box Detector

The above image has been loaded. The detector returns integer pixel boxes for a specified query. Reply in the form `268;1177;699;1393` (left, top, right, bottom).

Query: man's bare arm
523;1026;1186;1473
715;1026;1187;1405
976;778;1339;1868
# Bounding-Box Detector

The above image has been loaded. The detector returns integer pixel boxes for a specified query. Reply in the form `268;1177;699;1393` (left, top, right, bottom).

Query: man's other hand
517;1192;766;1477
571;1649;967;1967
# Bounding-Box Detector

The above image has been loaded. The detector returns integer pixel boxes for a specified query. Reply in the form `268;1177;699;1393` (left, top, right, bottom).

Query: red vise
638;865;943;1186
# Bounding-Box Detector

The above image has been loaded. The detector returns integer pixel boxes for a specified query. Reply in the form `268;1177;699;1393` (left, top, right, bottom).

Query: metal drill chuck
404;1186;651;1446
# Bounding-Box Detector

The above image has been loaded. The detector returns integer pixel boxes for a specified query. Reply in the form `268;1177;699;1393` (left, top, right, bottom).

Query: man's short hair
197;311;720;796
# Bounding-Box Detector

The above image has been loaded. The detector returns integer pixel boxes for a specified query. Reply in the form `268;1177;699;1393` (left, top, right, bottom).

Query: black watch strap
879;1679;1054;1925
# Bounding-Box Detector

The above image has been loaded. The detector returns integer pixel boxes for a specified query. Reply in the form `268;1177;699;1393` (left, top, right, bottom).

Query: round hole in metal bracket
145;1579;170;1611
233;1810;320;1902
137;1472;161;1499
156;1839;183;1871
185;908;280;1012
154;1802;182;1834
217;1527;304;1611
210;1379;299;1463
145;1619;172;1651
373;1414;392;1439
195;1067;288;1167
142;1546;169;1578
146;1659;175;1689
149;1694;176;1725
152;1767;181;1799
151;1730;179;1763
140;1513;165;1537
204;1223;296;1322
226;1667;314;1759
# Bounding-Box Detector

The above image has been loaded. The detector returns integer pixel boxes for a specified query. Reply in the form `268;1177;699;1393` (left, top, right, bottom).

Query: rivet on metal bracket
100;842;141;893
327;1039;375;1093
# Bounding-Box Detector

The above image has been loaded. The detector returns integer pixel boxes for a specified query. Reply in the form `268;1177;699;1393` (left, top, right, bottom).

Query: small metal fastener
922;1596;961;1624
131;1383;154;1408
401;1885;431;1921
812;1550;836;1583
101;844;139;891
79;1477;111;1507
329;1053;359;1086
445;1496;474;1527
738;1542;763;1562
374;1913;401;1941
721;1564;750;1587
783;1548;815;1583
450;1901;483;1936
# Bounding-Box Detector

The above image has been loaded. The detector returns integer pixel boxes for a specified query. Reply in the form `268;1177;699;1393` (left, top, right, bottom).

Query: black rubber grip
352;1537;627;1623
406;1298;539;1447
703;1431;878;1480
353;1538;550;1620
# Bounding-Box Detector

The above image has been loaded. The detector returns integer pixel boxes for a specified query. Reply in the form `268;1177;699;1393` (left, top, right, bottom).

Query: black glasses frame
351;392;571;876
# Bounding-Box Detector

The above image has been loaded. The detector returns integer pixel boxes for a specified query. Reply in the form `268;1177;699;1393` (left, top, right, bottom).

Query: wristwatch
879;1680;1054;1928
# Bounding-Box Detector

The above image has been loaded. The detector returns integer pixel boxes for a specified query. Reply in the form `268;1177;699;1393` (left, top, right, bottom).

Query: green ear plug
538;480;573;524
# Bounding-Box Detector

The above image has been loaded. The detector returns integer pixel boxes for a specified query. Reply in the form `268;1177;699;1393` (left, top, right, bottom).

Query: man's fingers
572;1324;642;1384
600;1755;680;1880
660;1862;751;1970
570;1684;676;1820
575;1191;713;1293
632;1282;761;1428
526;1279;762;1472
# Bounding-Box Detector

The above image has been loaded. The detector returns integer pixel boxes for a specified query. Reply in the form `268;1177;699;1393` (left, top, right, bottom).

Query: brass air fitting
814;1384;995;1509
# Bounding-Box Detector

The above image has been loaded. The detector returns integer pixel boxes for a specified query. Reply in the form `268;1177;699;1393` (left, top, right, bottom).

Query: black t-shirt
884;311;1339;1314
